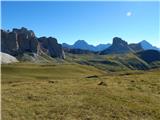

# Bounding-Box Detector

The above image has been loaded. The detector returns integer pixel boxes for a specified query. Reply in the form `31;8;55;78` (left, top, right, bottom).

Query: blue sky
1;1;160;47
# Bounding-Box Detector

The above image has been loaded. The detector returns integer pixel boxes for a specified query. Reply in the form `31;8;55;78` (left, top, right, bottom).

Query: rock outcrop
1;27;38;55
13;27;38;53
38;37;65;59
100;37;133;54
1;27;65;59
1;30;18;56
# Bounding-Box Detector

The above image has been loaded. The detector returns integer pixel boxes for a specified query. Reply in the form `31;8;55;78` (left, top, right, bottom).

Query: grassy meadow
1;63;160;120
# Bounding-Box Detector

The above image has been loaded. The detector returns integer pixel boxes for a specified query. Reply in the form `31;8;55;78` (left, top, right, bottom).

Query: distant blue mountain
62;40;111;52
62;39;159;52
61;43;73;49
73;40;95;51
139;40;159;51
96;44;111;51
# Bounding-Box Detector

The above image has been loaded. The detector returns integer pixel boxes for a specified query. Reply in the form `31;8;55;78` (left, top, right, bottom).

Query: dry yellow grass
1;63;160;120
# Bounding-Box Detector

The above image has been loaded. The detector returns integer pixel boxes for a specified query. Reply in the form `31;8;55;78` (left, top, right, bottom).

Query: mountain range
1;27;160;70
62;39;159;52
62;40;111;52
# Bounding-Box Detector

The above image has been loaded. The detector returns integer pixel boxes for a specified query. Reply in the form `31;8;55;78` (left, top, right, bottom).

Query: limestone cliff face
1;27;65;59
1;30;18;56
38;37;65;59
1;28;38;55
13;27;38;53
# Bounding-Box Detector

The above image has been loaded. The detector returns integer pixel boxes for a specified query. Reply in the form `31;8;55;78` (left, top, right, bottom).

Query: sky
1;1;160;47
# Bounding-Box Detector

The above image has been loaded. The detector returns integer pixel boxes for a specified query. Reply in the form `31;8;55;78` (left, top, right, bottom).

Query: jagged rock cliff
1;28;38;56
100;37;133;54
1;30;18;56
1;27;65;59
12;27;38;53
38;37;65;58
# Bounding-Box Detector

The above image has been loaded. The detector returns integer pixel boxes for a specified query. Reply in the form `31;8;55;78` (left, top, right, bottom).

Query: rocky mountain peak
1;27;65;59
112;37;128;46
13;27;35;38
100;37;133;54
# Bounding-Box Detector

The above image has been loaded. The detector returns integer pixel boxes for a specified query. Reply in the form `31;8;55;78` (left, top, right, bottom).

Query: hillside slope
65;52;151;71
2;63;160;120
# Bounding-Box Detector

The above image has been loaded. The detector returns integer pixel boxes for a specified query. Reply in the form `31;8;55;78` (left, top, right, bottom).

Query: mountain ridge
63;39;159;52
1;27;160;64
100;37;134;54
62;40;111;52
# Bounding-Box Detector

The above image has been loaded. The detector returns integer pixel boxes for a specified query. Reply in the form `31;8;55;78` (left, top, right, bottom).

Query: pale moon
126;11;132;17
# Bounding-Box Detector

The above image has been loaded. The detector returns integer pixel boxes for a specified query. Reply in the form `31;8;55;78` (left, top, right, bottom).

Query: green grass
64;53;151;71
1;63;160;120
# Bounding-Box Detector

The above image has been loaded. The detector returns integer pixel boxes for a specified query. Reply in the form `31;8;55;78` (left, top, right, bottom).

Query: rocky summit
100;37;133;54
1;27;65;59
